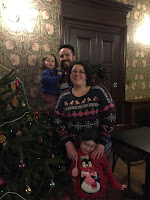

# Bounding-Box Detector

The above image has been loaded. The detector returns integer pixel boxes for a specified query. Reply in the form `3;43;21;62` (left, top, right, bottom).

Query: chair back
111;123;145;194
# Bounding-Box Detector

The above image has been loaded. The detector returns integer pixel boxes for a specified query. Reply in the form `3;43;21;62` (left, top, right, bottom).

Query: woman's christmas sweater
54;83;116;146
70;149;122;199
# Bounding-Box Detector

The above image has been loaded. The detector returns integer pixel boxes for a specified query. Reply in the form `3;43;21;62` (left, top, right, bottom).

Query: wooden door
68;26;122;123
97;32;120;121
60;0;133;123
70;28;97;63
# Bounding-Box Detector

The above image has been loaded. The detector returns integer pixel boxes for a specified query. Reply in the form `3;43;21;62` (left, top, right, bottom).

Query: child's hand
57;71;63;75
121;185;128;190
72;167;78;177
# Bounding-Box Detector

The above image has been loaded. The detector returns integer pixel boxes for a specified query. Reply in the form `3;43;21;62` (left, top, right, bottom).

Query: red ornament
0;177;4;187
19;161;26;168
34;111;39;120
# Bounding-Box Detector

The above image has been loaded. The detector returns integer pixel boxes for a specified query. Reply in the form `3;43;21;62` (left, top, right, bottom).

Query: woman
54;61;116;161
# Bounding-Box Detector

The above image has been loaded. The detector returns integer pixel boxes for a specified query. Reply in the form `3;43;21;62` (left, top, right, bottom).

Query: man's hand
91;143;104;159
65;141;77;160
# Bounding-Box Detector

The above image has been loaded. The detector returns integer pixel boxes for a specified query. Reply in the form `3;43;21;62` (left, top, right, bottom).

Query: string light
0;192;27;200
0;111;30;127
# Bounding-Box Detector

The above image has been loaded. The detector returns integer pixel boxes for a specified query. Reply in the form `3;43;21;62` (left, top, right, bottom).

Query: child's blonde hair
41;54;59;70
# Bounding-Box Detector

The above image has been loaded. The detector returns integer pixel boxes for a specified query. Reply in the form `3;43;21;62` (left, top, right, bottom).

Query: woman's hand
65;141;77;160
91;143;104;159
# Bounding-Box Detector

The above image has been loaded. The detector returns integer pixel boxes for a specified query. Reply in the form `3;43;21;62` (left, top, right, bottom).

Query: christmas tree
91;63;107;84
0;69;71;200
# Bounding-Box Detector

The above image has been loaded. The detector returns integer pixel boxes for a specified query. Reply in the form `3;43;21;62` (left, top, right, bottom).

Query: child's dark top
41;69;63;95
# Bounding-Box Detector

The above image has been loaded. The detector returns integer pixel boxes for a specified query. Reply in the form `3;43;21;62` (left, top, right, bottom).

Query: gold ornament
11;81;16;90
25;185;32;194
12;97;18;107
52;153;54;158
3;140;7;147
61;165;66;172
16;130;22;136
22;127;27;132
6;104;12;111
27;115;33;122
38;137;43;143
0;135;6;144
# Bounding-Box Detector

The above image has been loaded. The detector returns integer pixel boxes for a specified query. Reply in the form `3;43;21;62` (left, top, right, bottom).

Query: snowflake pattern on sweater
54;84;116;146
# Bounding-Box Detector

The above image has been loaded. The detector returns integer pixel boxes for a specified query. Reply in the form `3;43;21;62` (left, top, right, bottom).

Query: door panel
77;38;91;61
70;28;96;63
103;41;112;63
97;32;120;120
70;26;121;122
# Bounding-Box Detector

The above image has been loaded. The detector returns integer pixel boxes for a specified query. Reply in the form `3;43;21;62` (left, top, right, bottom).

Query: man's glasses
71;70;86;75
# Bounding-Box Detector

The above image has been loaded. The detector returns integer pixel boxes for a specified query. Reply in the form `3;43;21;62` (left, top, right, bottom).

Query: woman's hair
68;60;94;86
80;128;100;144
41;54;59;70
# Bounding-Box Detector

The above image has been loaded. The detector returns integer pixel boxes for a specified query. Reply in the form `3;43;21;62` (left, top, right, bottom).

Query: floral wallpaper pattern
115;0;150;100
0;0;150;112
0;0;61;111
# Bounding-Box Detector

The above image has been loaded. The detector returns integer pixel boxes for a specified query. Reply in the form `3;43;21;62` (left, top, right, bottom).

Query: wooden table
112;127;150;200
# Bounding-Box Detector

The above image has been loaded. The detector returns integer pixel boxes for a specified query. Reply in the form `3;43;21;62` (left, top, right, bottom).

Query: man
58;44;76;92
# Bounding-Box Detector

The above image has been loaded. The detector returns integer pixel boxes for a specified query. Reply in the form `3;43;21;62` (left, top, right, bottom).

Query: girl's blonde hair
41;54;59;70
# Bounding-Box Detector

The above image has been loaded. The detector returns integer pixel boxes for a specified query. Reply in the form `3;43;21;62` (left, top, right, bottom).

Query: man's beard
61;60;72;72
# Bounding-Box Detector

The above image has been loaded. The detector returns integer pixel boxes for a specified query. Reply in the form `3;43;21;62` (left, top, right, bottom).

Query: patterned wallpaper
0;0;150;111
0;0;61;111
115;0;150;100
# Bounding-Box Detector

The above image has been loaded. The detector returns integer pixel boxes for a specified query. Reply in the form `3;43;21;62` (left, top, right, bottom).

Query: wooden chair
111;124;145;193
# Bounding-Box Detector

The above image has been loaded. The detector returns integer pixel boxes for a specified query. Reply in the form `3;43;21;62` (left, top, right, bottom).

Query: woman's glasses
71;70;86;75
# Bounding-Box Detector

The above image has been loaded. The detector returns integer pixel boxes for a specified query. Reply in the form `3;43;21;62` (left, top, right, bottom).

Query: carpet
108;151;145;200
